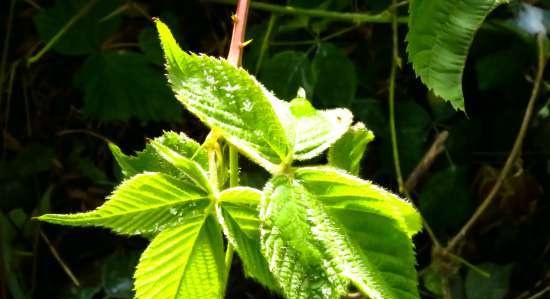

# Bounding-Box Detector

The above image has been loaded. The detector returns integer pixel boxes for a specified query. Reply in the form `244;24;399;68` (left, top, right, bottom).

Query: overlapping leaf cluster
39;20;423;299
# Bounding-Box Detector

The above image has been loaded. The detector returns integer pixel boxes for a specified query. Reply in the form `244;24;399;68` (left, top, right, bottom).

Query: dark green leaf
260;51;315;100
465;263;512;299
34;0;123;55
74;52;182;121
311;43;357;108
419;167;473;230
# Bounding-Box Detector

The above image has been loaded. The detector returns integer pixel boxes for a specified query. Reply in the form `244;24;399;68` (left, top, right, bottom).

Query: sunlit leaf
39;172;210;235
407;0;508;110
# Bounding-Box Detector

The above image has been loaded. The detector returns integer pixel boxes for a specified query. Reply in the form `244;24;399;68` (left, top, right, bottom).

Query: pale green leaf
260;176;348;299
148;140;211;193
407;0;507;110
273;96;353;161
38;172;210;235
293;168;422;299
134;215;225;299
216;187;279;291
328;122;374;175
296;167;422;238
155;20;293;172
109;131;208;179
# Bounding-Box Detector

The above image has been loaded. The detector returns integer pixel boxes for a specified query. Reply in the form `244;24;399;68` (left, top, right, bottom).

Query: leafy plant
39;20;423;299
407;0;509;110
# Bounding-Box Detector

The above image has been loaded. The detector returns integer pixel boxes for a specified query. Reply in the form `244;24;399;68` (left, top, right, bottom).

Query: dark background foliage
0;0;549;298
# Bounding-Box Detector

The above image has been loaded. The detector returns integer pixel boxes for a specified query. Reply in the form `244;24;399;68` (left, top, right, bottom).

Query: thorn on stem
240;39;253;48
231;14;238;23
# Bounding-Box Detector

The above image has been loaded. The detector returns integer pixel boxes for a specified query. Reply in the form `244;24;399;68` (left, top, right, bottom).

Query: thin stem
385;0;442;250
208;149;219;192
446;33;548;252
205;0;408;24
222;0;250;293
40;231;80;287
0;0;16;109
255;14;277;75
387;0;405;194
229;147;239;187
27;0;99;66
523;286;550;299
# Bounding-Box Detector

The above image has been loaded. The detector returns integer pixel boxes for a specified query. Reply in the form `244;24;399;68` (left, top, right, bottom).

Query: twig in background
39;231;80;287
404;130;449;192
446;33;548;252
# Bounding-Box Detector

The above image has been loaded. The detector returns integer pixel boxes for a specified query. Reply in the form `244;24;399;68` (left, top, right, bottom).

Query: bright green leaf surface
39;172;210;235
296;167;422;237
156;20;293;172
272;96;353;161
407;0;507;110
148;140;211;193
109;131;208;179
295;168;421;299
260;176;348;299
74;52;182;121
328;122;374;175
217;187;279;291
34;0;122;55
134;215;225;299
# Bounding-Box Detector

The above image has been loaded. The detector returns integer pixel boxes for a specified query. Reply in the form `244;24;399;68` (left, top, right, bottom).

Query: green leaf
109;131;208;179
39;172;210;235
291;97;353;160
419;167;473;230
155;20;293;172
134;215;225;299
260;51;316;100
139;27;164;65
216;187;279;291
34;0;123;55
261;173;421;299
272;96;353;161
74;52;182;121
0;212;27;299
148;140;211;193
407;0;507;110
295;168;422;299
311;43;357;108
465;263;512;299
260;176;348;299
296;167;422;237
328;122;375;175
101;252;139;298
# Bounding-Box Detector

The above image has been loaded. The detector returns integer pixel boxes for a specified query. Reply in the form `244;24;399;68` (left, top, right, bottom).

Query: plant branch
387;0;405;195
404;130;449;191
446;33;548;252
254;14;277;74
205;0;408;24
39;231;80;287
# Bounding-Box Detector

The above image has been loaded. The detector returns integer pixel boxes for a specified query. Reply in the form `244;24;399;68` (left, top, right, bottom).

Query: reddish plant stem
227;0;250;66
